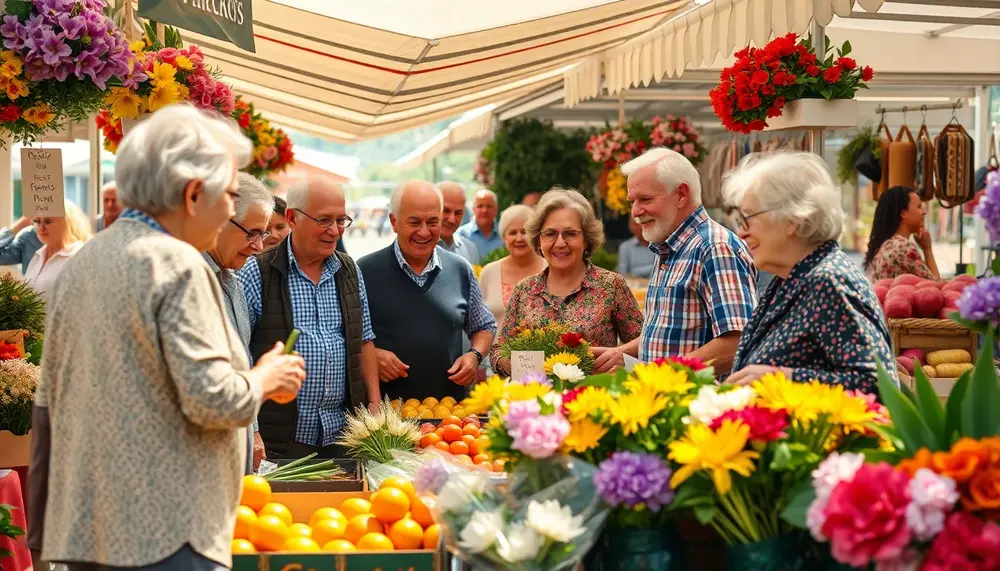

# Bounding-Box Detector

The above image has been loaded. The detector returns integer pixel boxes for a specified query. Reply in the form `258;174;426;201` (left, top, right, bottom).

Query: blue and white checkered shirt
119;208;167;234
239;240;376;447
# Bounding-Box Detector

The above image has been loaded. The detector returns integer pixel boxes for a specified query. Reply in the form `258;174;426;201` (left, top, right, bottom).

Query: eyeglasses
539;229;583;243
230;219;271;244
735;208;775;230
293;208;353;229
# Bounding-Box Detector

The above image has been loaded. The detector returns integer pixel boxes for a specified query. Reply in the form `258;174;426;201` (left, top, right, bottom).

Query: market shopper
358;181;497;401
723;152;897;393
93;181;121;233
478;204;546;330
23;201;92;305
612;147;757;374
436;181;480;264
27;104;306;571
240;175;381;460
864;186;941;282
616;217;656;278
263;195;291;250
205;172;274;474
489;189;643;376
0;216;42;274
457;189;503;261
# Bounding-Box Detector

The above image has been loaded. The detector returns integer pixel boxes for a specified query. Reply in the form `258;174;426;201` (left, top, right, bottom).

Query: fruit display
234;474;439;554
396;397;474;420
416;415;504;472
897;349;973;379
874;273;976;319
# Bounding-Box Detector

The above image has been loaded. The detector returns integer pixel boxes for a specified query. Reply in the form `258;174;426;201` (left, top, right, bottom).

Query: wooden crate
890;318;976;405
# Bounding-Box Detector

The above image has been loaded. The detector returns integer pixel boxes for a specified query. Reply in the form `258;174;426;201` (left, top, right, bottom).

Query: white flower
497;522;543;562
458;511;503;554
552;362;585;383
437;472;489;514
540;392;563;409
811;452;865;501
906;469;959;541
525;499;586;543
685;385;755;425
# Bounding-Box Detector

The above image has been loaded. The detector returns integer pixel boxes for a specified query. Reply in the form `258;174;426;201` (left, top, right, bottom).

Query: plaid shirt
639;207;757;362
239;240;376;447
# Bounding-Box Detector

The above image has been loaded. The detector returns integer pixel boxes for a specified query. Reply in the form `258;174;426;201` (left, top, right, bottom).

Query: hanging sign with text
138;0;255;53
20;148;64;217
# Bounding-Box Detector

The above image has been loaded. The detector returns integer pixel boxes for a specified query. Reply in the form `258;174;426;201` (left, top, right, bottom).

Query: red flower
923;513;1000;571
823;66;843;84
766;33;798;58
652;355;706;371
799;53;817;66
861;66;875;81
821;463;911;568
560;387;585;416
0;103;20;123
750;70;769;87
238;112;251;129
710;406;789;442
560;332;583;348
837;57;857;70
806;65;820;77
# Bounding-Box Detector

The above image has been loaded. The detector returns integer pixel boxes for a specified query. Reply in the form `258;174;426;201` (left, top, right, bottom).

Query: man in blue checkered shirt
239;176;381;459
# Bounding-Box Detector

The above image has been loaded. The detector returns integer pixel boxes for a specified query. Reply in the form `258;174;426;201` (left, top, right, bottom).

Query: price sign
510;350;545;382
20;148;64;217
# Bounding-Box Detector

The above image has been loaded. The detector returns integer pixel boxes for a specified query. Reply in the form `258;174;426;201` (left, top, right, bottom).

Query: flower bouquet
500;323;595;387
0;0;135;145
335;400;422;488
709;33;874;133
232;98;294;179
0;356;39;436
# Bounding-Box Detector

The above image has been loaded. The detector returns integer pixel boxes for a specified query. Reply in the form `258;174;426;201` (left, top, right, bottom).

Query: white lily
525;499;586;543
497;522;543;562
552;362;585;383
685;385;755;425
458;511;503;554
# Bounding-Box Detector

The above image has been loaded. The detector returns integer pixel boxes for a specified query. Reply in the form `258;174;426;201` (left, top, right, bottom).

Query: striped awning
175;0;690;142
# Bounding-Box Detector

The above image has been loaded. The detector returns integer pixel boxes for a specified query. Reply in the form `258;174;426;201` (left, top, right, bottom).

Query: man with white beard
590;147;757;375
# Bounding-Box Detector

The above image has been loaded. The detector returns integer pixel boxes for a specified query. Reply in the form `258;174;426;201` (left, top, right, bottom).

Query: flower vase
584;527;683;571
725;532;862;571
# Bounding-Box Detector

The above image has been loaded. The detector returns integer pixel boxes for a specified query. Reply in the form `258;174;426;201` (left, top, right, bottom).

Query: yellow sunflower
626;362;695;396
146;82;181;113
105;87;142;119
544;352;580;375
563;386;613;422
149;61;177;87
562;418;608;453
463;375;507;415
668;420;759;495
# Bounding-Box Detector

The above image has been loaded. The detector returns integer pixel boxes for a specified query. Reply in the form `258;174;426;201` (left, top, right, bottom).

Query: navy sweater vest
358;245;471;401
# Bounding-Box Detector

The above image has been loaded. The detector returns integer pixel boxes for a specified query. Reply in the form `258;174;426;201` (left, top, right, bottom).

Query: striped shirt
639;207;758;363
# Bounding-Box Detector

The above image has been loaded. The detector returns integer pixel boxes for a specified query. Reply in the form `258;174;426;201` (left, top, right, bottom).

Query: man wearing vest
358;181;496;402
239;176;381;459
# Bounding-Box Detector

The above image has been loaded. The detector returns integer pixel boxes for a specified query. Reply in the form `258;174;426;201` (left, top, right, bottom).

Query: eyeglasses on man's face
293;208;353;229
230;219;271;244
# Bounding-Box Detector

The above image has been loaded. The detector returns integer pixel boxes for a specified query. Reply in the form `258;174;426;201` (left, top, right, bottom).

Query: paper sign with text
623;354;642;373
510;350;545;382
20;148;64;217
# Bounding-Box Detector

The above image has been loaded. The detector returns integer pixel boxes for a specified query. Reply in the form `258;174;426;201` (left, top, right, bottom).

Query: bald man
456;189;503;260
93;181;121;232
239;176;381;459
358;181;496;401
436;181;479;265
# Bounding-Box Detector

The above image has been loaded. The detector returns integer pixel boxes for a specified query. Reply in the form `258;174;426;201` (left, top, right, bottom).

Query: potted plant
836;124;882;184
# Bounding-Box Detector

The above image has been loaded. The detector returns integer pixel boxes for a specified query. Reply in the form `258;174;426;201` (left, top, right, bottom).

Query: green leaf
670;478;716;510
780;476;816;529
694;504;716;524
4;0;31;20
900;381;918;405
992;254;1000;277
949;313;989;334
962;330;1000;438
913;365;947;450
877;361;938;454
841;40;852;56
946;371;971;443
770;442;792;471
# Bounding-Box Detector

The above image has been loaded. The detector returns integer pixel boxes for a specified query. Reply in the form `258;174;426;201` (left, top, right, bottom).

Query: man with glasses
239;175;381;459
590;147;757;375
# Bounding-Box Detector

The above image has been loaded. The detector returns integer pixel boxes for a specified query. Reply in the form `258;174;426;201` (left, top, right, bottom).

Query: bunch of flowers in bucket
709;33;874;134
0;0;135;145
586;116;705;215
233;98;294;178
499;323;595;387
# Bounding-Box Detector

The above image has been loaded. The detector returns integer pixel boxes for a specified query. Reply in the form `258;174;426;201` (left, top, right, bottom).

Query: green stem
267;453;318;476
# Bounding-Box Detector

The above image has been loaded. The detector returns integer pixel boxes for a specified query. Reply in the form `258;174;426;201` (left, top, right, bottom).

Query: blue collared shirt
616;236;656;278
239;239;376;447
456;221;503;263
0;226;43;273
438;233;480;266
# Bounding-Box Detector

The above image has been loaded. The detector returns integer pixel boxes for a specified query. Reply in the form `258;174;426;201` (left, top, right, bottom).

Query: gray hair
390;180;442;216
722;151;845;245
619;147;702;205
101;180;116;195
234;173;275;222
474;189;498;205
499;204;533;236
115;104;251;215
526;187;604;258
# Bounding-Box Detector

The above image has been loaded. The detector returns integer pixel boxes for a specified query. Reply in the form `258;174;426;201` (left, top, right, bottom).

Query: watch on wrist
468;348;484;365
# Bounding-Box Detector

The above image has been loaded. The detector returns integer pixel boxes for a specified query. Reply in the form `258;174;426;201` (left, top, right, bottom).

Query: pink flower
157;47;180;64
200;91;214;107
821;463;912;567
905;468;958;541
805;454;866;539
710;406;788;442
509;414;569;459
923;512;1000;570
683;142;696;157
263;145;278;160
504;399;541;432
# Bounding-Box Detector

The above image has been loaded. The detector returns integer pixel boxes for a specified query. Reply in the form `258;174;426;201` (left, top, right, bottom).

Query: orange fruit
322;539;356;552
345;514;385;544
440;415;462;427
282;536;320;552
240;475;271;511
312;517;347;546
409;495;435;528
433;441;451;453
380;476;417;503
388;518;425;550
371;487;411;524
423;523;441;550
473;453;492;465
449;441;470;456
440;424;463;443
249;514;288;552
419;432;441;448
232;538;257;554
454;455;473;465
309;507;346;528
462;424;481;438
287;523;313;538
470;437;489;456
258;502;293;526
357;532;395;551
234;505;257;540
339;498;372;521
461;434;476;446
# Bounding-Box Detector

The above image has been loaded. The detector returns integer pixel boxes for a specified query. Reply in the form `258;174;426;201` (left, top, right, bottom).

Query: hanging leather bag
915;123;936;201
934;122;975;208
874;123;893;201
888;124;917;190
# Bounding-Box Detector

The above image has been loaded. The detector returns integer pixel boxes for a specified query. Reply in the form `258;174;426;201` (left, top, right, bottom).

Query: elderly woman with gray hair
723;152;896;393
205;172;275;473
27;104;306;571
478;204;547;329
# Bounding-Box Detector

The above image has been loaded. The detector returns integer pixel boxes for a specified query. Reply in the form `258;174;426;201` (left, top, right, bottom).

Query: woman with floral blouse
489;188;643;376
722;153;897;394
864;186;940;282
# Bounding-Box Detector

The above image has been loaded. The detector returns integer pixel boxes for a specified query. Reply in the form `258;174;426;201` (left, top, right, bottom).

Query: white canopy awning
393;103;501;170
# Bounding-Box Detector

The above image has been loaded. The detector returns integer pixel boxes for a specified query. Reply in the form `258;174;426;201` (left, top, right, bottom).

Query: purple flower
956;277;1000;323
515;371;551;386
504;399;541;432
74;51;99;80
414;457;451;495
1;15;23;39
594;452;675;512
509;414;569;459
57;13;85;40
33;0;74;16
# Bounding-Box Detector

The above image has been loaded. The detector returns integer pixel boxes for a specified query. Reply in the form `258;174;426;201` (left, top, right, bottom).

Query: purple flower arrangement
975;170;1000;243
594;451;676;513
956;277;1000;324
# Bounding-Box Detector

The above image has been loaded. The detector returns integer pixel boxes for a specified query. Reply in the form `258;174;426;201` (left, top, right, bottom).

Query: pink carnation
905;468;958;542
710;406;788;442
821;463;911;568
807;452;865;540
509;414;569;459
504;399;541;432
923;512;1000;571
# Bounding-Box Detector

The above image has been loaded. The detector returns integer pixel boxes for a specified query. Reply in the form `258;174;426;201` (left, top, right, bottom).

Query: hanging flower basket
764;98;858;132
233;98;295;178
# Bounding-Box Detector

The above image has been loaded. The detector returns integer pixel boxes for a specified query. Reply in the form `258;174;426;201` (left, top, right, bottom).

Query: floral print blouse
489;264;644;375
732;241;898;394
866;234;933;282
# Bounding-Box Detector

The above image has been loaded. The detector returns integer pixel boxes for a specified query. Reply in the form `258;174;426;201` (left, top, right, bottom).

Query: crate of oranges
416;415;503;473
397;396;471;420
232;474;444;570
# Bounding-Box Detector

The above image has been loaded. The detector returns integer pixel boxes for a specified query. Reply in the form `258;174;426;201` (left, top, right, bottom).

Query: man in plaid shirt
592;147;757;374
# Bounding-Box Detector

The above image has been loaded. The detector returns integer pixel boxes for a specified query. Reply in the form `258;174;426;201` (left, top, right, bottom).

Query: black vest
357;245;472;402
248;238;364;455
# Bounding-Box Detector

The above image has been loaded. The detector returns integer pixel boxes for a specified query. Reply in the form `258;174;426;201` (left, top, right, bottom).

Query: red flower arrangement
709;33;873;134
232;98;295;179
0;341;19;361
710;406;789;443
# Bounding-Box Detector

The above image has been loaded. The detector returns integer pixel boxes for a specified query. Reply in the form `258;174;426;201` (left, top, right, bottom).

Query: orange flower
898;448;933;477
932;438;992;484
963;468;1000;512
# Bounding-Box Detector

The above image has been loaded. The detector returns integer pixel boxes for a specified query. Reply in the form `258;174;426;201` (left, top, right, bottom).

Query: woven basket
890;318;977;403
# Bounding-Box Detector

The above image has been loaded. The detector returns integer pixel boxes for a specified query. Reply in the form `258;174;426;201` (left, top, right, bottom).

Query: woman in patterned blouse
723;153;897;394
489;189;643;376
864;186;940;282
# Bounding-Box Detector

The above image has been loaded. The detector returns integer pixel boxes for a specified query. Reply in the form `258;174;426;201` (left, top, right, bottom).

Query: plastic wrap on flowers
415;455;608;570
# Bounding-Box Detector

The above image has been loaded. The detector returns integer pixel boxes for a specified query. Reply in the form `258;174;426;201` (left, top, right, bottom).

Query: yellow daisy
175;84;190;102
149;61;177;87
463;375;507;415
146;82;181;113
129;41;146;54
173;55;193;71
543;352;580;375
626;362;695;396
22;104;53;126
105;87;142;120
562;418;608;453
564;386;612;422
608;390;667;435
668;420;759;495
0;54;22;80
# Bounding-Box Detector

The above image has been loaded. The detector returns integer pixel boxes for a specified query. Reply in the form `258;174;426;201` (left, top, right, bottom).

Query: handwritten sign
20;148;64;217
623;354;642;373
510;350;545;382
